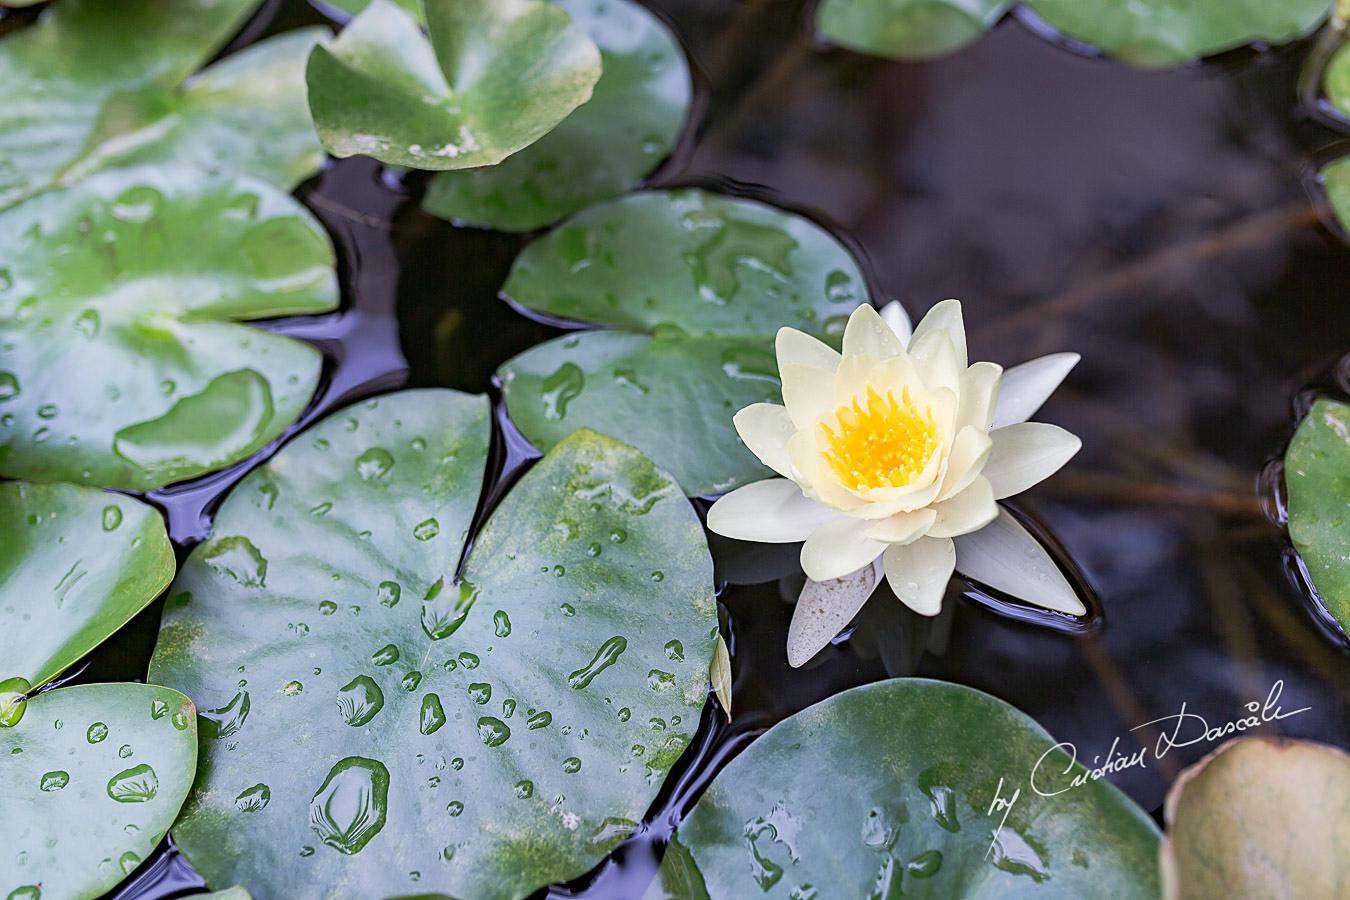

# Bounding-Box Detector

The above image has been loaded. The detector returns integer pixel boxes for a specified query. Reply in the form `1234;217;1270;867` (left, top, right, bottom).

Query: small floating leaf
0;166;337;489
498;189;871;496
149;390;717;900
710;634;732;721
305;0;602;170
816;0;1011;60
1285;398;1350;634
643;679;1160;898
0;684;197;900
0;482;173;689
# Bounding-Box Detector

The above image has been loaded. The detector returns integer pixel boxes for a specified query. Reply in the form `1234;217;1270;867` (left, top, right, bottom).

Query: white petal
937;426;993;500
954;507;1085;615
984;423;1081;499
909;298;966;369
776;326;841;372
928;476;997;538
879;301;912;345
786;562;880;667
780;363;836;430
843;303;906;359
864;507;936;543
909;330;960;396
957;361;1002;433
882;536;955;616
733;403;795;477
801;517;887;582
707;479;837;542
991;353;1079;429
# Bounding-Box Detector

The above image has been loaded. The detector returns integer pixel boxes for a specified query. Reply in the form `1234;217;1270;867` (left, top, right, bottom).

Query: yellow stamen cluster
819;385;938;491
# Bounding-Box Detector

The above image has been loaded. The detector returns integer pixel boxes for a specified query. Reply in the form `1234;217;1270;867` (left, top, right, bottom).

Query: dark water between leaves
13;0;1350;896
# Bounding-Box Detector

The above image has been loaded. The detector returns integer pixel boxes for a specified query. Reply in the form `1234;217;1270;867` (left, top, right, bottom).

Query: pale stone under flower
706;299;1085;666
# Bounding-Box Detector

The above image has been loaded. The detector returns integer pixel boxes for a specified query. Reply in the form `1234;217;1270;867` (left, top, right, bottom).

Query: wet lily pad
1285;398;1350;633
305;0;602;170
1;683;198;900
498;188;870;495
0;165;338;489
0;0;324;209
644;679;1162;899
815;0;1011;60
0;482;174;689
422;0;692;231
1023;0;1333;65
1161;737;1350;898
148;389;718;900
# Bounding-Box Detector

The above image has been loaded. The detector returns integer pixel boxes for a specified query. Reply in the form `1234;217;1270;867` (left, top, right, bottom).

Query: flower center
819;385;938;491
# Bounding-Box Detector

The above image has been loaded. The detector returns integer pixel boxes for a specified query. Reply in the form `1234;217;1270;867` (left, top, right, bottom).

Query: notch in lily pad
306;0;603;170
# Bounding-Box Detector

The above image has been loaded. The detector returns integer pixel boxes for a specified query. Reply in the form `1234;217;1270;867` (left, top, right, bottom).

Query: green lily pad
1;683;199;900
815;0;1011;60
1161;737;1350;898
497;188;870;496
148;389;718;900
422;0;692;231
1023;0;1333;65
317;0;422;17
0;165;338;489
1285;398;1350;633
305;0;602;170
644;679;1162;899
0;0;324;209
0;482;174;689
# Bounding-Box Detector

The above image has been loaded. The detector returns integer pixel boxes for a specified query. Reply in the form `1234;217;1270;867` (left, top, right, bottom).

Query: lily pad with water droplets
1023;0;1333;66
643;679;1162;899
0;482;174;689
815;0;1011;60
421;0;692;232
305;0;602;170
0;683;198;900
1160;736;1350;899
148;389;718;900
0;0;325;210
498;188;870;496
1285;398;1350;634
0;165;338;489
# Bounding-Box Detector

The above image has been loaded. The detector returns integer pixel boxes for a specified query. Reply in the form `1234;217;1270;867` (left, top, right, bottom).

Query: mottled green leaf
0;0;323;209
0;482;174;689
0;683;199;900
644;679;1162;899
1161;737;1350;899
815;0;1011;60
422;0;692;231
1024;0;1332;65
498;188;869;495
0;165;338;489
148;390;718;900
306;0;602;170
1285;398;1350;633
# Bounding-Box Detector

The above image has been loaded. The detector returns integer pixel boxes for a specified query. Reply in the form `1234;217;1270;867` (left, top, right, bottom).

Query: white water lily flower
707;299;1085;666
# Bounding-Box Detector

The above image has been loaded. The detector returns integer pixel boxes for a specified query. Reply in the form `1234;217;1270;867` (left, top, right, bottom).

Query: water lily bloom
707;300;1085;666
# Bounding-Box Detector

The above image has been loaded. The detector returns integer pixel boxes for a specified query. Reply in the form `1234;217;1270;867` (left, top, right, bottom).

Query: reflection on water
45;0;1350;897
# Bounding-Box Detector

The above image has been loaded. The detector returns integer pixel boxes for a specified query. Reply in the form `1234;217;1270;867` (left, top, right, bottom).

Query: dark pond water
16;0;1350;896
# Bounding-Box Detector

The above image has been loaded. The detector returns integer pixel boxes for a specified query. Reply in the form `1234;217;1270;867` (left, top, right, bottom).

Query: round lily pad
0;482;174;690
1023;0;1333;65
815;0;1011;60
1161;737;1350;899
643;679;1162;898
1;683;199;900
497;188;870;496
422;0;693;231
0;0;322;209
306;0;603;170
1285;398;1350;634
0;165;338;489
148;389;718;900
